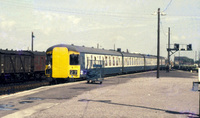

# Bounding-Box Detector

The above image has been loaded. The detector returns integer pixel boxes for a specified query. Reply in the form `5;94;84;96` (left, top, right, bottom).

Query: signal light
187;44;192;51
174;44;179;50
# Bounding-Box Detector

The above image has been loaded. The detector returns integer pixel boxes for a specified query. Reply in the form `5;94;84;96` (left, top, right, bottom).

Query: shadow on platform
78;99;199;117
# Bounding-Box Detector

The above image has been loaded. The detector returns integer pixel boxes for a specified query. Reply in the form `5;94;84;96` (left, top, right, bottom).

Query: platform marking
2;103;58;118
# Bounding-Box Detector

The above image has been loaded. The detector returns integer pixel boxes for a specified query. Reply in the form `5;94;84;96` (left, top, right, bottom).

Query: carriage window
109;57;111;66
102;57;104;66
132;58;133;65
113;57;115;66
70;54;79;65
94;56;96;64
105;56;107;66
116;57;118;66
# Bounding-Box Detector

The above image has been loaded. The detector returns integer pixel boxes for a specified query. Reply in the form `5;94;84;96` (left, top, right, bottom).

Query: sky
0;0;200;61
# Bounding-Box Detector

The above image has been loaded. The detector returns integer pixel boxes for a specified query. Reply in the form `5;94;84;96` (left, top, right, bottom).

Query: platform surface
1;70;199;118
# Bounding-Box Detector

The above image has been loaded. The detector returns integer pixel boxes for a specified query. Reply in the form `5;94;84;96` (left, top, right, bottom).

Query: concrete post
198;68;200;82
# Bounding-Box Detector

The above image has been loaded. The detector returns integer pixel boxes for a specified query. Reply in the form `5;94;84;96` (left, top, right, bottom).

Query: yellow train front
45;44;81;83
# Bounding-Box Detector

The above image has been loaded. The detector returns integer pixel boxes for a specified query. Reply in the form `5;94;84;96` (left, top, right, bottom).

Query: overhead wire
0;0;156;21
163;0;173;12
160;0;172;38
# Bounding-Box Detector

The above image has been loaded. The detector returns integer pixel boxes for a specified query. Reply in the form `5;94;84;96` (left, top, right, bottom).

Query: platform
1;70;199;118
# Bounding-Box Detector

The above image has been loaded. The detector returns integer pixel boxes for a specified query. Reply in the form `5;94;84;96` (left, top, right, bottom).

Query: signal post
166;28;192;72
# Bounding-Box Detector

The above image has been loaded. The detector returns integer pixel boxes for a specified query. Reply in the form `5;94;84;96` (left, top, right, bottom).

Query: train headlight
81;70;83;75
47;64;51;69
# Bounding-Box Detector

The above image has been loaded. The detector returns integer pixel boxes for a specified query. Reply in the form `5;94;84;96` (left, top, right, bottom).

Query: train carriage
0;49;32;83
122;52;145;73
160;57;166;70
144;55;157;70
0;49;46;83
32;51;46;79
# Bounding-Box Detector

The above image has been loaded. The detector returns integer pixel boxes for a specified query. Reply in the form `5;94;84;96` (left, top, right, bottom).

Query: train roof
0;49;45;56
31;51;46;56
46;44;166;59
0;49;31;55
46;44;122;56
122;52;144;57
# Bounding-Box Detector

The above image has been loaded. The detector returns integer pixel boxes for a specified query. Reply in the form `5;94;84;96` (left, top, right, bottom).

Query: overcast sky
0;0;200;60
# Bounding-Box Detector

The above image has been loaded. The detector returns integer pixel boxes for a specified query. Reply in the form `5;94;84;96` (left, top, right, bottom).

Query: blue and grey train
45;44;165;82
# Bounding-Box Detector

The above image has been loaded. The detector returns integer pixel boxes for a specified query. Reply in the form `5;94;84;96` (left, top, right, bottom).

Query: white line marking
2;103;58;118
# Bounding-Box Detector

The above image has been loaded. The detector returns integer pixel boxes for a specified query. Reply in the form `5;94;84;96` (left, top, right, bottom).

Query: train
45;44;166;82
0;49;46;84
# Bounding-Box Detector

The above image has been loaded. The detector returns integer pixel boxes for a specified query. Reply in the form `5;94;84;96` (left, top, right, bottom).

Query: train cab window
46;54;52;65
70;54;79;65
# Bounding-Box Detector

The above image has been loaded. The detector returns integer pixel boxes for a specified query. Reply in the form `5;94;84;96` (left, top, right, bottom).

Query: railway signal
166;28;192;72
167;42;193;72
187;44;192;51
174;44;179;51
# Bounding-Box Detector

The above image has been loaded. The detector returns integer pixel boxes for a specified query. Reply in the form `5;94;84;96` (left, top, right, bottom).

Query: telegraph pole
167;27;170;72
157;8;160;78
31;32;34;51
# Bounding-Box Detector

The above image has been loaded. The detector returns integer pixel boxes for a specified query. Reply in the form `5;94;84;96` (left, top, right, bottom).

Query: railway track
0;81;50;95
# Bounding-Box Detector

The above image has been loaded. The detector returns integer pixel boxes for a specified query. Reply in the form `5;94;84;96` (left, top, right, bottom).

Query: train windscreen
70;54;79;65
46;54;52;65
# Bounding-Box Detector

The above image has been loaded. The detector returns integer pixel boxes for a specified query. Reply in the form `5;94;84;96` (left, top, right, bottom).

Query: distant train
0;49;46;84
45;44;165;82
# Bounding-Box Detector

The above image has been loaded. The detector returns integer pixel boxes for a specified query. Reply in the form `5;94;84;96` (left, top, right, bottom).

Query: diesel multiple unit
45;44;165;82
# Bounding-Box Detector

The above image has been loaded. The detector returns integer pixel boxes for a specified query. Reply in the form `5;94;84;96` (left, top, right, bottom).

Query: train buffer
86;61;104;84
